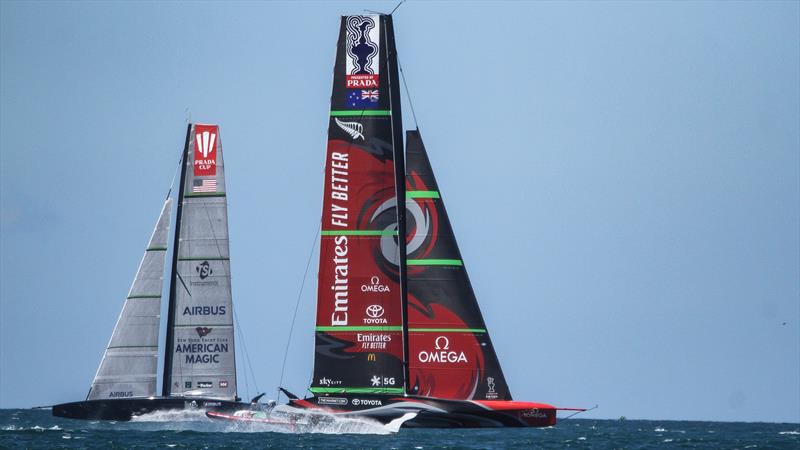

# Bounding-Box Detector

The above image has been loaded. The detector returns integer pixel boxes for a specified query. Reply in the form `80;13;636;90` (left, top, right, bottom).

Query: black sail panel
311;15;406;397
405;129;512;401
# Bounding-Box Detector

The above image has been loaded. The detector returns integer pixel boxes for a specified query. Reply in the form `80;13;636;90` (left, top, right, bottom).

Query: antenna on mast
364;1;405;16
390;0;406;15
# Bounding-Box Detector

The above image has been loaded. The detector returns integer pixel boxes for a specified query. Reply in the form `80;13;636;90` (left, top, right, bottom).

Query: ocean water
0;408;797;449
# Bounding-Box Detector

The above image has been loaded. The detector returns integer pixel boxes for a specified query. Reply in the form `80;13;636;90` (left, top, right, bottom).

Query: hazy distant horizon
1;1;798;423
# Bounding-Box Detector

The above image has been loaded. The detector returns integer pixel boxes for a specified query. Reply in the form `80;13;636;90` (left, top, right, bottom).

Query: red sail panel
405;130;512;401
311;15;405;396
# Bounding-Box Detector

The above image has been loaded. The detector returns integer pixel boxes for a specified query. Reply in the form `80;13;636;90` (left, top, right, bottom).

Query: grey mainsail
165;124;237;400
87;198;172;400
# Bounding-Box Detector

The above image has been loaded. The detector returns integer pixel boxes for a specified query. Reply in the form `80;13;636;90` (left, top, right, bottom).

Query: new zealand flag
346;89;380;109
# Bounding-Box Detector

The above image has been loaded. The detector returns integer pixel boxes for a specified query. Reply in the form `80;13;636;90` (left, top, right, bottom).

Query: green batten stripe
409;328;487;333
185;192;226;198
127;295;161;299
178;257;230;261
310;387;404;394
107;346;158;349
407;259;463;266
406;191;440;199
316;326;402;332
146;247;167;251
320;230;398;236
330;110;391;117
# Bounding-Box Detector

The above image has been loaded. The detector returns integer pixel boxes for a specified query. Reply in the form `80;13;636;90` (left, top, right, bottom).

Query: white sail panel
87;198;172;400
167;124;236;400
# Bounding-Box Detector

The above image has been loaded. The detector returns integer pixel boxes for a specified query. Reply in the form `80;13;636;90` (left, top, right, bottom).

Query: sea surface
0;408;797;449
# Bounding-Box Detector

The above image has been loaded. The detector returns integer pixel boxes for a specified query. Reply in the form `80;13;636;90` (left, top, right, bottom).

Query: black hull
52;397;247;421
289;395;558;428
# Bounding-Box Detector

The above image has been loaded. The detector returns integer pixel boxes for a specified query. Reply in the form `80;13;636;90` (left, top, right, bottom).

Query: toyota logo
366;304;384;318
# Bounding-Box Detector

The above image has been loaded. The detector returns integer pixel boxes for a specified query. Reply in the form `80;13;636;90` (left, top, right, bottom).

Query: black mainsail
312;14;406;397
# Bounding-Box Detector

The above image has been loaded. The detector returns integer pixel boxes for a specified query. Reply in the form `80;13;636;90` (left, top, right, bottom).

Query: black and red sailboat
279;14;584;428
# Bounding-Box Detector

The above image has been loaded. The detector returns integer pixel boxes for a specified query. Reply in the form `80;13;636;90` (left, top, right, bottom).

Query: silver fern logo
335;118;364;140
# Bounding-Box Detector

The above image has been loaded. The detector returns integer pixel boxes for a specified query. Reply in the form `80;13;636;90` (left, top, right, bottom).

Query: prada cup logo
196;261;213;279
366;304;384;318
435;336;450;350
194;125;217;176
334;118;364;140
195;327;212;337
196;130;216;158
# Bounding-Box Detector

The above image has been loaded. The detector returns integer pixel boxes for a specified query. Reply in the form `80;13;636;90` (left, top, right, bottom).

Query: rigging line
390;0;406;15
233;308;253;399
200;189;259;397
398;57;419;130
166;151;183;200
276;223;320;403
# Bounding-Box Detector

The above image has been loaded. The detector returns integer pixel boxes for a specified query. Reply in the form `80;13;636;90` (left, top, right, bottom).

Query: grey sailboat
53;124;247;420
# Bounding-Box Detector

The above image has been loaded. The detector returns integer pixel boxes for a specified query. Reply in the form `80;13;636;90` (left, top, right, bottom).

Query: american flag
193;178;217;193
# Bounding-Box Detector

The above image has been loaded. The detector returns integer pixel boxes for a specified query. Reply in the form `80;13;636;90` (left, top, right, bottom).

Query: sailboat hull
52;397;247;421
288;396;557;428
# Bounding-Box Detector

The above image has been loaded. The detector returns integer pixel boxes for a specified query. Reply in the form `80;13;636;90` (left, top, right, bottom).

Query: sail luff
162;124;191;397
87;197;172;400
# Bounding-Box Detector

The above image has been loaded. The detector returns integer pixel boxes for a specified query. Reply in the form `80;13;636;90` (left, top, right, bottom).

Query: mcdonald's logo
367;353;376;362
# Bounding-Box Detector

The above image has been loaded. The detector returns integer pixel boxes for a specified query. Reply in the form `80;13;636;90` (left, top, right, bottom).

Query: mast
383;14;410;395
162;123;191;397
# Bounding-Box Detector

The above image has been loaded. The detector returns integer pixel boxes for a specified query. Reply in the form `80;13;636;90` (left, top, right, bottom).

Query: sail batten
87;198;172;401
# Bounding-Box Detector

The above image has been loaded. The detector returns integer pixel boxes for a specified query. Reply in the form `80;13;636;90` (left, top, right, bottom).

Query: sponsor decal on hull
318;397;348;406
351;398;383;407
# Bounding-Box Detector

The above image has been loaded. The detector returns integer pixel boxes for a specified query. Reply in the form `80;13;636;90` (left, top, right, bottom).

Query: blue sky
1;1;798;423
